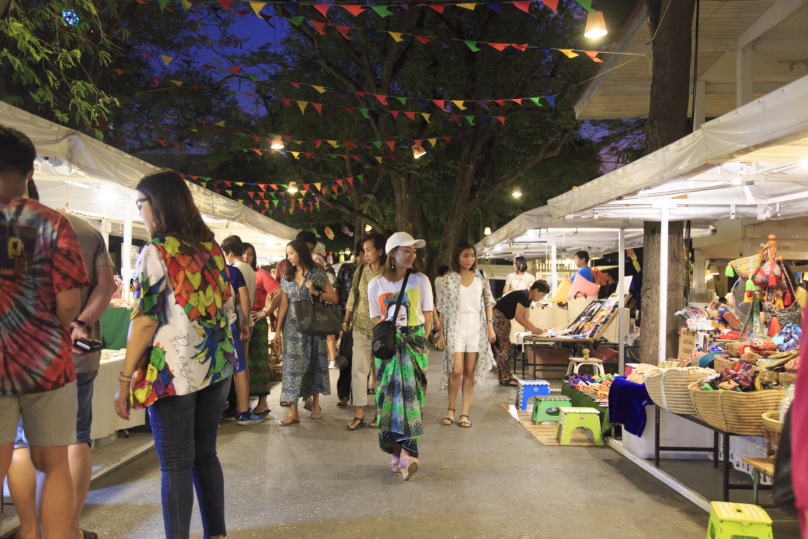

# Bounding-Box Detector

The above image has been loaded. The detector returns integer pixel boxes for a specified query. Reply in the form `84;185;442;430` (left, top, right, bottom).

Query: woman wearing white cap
367;232;434;480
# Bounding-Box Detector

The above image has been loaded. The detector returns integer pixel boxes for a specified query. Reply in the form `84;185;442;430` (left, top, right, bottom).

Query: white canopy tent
1;101;302;275
548;74;808;366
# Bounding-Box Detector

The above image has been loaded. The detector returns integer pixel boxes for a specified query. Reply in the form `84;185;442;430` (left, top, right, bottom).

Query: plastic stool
531;395;571;424
516;380;550;411
565;357;606;377
705;502;772;539
556;407;602;446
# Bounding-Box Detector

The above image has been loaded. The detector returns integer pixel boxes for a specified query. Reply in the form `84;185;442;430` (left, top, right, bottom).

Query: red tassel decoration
785;292;793;306
769;272;777;287
769;316;781;338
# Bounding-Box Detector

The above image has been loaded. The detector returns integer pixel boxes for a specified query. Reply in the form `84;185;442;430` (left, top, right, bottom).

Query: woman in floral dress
273;240;338;425
503;256;534;294
437;241;496;428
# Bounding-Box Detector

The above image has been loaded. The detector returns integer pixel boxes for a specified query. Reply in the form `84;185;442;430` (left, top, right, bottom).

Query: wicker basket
779;373;797;386
762;411;783;434
645;372;665;408
663;368;717;414
688;382;787;436
714;358;736;372
758;370;779;384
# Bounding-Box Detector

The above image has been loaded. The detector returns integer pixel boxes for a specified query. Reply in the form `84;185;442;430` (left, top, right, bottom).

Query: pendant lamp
584;11;607;38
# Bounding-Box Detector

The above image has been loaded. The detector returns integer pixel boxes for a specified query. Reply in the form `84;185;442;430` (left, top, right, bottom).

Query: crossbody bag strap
347;264;366;325
190;243;223;299
390;269;411;327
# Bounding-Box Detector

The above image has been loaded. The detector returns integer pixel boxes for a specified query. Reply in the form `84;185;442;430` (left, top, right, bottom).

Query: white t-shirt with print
368;272;434;328
234;261;256;327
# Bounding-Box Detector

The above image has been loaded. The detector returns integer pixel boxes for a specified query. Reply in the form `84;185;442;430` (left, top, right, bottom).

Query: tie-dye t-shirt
1;198;90;396
368;272;434;328
130;236;236;409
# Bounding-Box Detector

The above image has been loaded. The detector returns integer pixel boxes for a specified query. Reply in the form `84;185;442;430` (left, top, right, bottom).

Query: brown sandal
311;408;323;419
279;416;300;426
442;409;455;425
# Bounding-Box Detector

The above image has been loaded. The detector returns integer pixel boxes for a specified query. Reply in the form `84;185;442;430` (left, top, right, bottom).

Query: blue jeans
148;377;232;539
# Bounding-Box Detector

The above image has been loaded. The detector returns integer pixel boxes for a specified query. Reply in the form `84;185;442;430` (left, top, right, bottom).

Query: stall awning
550;74;808;222
0;101;301;258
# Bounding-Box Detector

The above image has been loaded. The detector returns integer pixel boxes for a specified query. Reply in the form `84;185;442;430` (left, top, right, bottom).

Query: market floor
77;350;709;538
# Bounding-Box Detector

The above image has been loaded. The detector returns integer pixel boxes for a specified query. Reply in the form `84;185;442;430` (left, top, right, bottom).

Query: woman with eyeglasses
115;170;236;539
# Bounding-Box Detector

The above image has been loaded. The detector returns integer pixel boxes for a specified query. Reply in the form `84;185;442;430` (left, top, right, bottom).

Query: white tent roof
549;75;808;222
1;101;300;259
475;206;715;260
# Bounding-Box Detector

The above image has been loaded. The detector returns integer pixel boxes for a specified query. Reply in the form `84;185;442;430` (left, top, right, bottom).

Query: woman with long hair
502;256;533;295
242;243;280;416
368;232;434;480
344;233;386;430
436;241;496;428
273;240;337;425
114;170;235;538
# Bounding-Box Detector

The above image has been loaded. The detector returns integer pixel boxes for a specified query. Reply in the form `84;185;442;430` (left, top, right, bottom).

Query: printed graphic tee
368;272;434;328
1;198;90;395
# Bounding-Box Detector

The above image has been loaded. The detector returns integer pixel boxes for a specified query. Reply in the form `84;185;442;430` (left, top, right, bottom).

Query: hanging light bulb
365;224;372;232
484;227;492;235
584;11;608;38
512;186;522;198
346;249;351;255
271;135;284;150
287;182;299;193
412;144;426;159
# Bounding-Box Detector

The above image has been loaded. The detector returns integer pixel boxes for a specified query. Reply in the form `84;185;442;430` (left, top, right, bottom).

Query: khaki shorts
0;381;78;447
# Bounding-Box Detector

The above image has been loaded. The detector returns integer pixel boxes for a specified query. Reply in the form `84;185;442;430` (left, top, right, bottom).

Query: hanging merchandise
341;224;354;236
324;227;335;240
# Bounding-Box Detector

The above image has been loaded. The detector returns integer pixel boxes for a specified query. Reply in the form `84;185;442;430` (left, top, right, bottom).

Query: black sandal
82;531;99;539
459;415;472;428
347;417;365;431
280;401;292;407
442;409;455;425
499;379;519;387
304;399;313;411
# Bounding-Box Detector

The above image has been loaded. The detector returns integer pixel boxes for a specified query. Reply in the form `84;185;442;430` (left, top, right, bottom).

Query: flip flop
442;408;455;425
499;379;519;387
252;408;271;417
459;415;472;428
279;416;300;426
280;401;292;407
304;400;313;411
311;409;323;419
347;417;365;431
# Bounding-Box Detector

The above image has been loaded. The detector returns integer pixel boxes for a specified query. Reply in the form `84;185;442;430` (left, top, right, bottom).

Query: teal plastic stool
531;395;571;424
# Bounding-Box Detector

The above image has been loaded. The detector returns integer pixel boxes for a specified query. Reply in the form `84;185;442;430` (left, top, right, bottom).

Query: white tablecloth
91;354;146;440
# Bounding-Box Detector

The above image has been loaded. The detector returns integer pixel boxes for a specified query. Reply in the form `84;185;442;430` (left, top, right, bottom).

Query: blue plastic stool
516;380;550;411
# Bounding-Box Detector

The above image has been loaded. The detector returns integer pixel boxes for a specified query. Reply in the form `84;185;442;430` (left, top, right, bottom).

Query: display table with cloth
560;382;613;436
100;306;133;350
91;353;146;440
608;376;652;436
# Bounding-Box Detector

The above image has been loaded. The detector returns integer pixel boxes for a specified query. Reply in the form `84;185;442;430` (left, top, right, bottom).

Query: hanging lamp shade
412;144;426;159
271;135;284;149
584;11;607;38
484;227;492;235
512;186;522;198
287;182;299;193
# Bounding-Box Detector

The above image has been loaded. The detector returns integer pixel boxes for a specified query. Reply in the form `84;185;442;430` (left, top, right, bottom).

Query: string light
512;186;522;198
484;227;492;235
271;135;284;149
365;224;372;232
412;144;426;159
584;11;607;38
287;182;299;193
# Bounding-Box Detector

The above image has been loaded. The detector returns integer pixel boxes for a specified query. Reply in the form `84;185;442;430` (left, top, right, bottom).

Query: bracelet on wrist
74;319;90;329
119;373;132;383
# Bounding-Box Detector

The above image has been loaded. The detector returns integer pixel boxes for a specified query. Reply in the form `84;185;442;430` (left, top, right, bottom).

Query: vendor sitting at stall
569;251;594;283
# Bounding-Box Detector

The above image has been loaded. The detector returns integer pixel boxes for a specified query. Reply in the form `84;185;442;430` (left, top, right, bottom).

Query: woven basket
762;411;783;434
779;373;797;386
758;370;779;384
714;358;736;372
688;381;787;436
663;368;717;414
645;372;665;408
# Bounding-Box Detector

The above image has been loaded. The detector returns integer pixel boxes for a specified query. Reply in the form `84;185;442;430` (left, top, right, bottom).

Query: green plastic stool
555;407;602;446
531;395;571;424
706;502;772;539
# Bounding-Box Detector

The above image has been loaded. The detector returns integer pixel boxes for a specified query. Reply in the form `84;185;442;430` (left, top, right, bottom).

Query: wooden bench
742;457;775;505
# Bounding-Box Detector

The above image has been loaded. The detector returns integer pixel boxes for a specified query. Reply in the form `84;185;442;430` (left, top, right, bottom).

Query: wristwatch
74;319;90;330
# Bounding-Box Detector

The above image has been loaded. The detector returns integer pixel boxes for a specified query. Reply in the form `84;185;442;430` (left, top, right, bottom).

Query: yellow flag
161;55;174;66
296;101;308;114
558;49;579;58
428;138;437;147
214;121;225;127
249;2;266;16
226;190;232;196
389;32;404;42
170;79;183;86
421;113;431;123
291;152;300;159
312;86;327;94
189;128;198;132
289;206;296;214
328;140;339;148
314;183;322;191
235;182;244;186
457;3;476;8
293;140;303;145
376;156;383;163
452;100;467;110
238;199;245;204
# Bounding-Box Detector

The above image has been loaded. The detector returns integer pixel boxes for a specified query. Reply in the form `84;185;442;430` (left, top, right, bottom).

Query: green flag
395;96;407;105
465;115;475;125
370;5;393;17
529;97;543;107
288;16;305;26
372;141;382;149
463;41;480;52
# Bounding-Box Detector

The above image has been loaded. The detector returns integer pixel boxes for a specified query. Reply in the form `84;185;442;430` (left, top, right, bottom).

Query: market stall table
516;336;596;380
91;352;146;441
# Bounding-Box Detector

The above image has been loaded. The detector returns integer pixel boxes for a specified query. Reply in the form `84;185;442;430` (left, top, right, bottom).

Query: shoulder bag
372;270;411;360
293;269;343;337
337;265;366;368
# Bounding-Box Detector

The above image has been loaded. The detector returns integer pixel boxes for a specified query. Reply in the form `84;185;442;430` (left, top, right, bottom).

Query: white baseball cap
385;231;426;254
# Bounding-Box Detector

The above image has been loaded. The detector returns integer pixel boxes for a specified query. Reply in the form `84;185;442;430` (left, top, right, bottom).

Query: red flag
192;84;200;90
332;184;339;194
313;4;331;18
512;43;528;51
311;21;326;34
152;76;162;86
252;149;262;154
344;107;355;115
342;5;365;16
335;26;351;40
283;135;292;141
373;94;388;105
281;98;292;106
336;179;344;187
203;65;214;71
414;35;431;44
488;43;510;51
585;51;604;63
539;0;558;13
303;184;311;192
243;92;254;97
351;155;359;161
493;99;506;106
354;91;367;98
158;140;167;146
314;139;322;148
259;185;267;192
450;114;459;123
429;4;444;13
252;135;261;141
433;100;448;111
512;1;533;15
235;9;249;17
225;64;242;75
217;0;232;11
113;68;125;75
171;141;180;148
270;184;278;190
386;141;396;151
404;112;416;120
442;136;451;144
190;176;199;180
390;111;399;119
346;178;354;187
510;99;523;106
312;103;323;114
290;81;301;88
495;116;505;125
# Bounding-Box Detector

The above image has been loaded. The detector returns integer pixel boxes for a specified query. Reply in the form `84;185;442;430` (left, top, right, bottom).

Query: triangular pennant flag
539;0;558;12
465;116;475;125
442;136;452;144
376;156;383;163
315;183;322;191
389;31;404;42
386;141;395;151
359;108;370;118
157;0;169;10
476;99;490;111
457;3;476;9
510;98;523;106
217;0;233;11
249;2;266;16
372;141;382;149
414;35;432;44
328;140;339;148
558;49;579;58
160;55;174;66
545;96;555;109
243;92;254;97
281;98;292;106
485;2;501;13
450;114;460;124
575;0;594;12
464;41;480;52
395;97;406;105
428;138;437;147
354;91;367;98
312;85;327;93
421;113;431;123
373;94;388;105
404;111;416;121
313;3;331;18
335;25;351;40
370;5;393;17
311;21;326;34
288;16;305;26
113;68;125;75
342;5;365;16
291;152;300;159
312;103;323;114
344;106;355;115
225;64;242;75
452;100;467;111
429;4;444;13
496;116;505;125
170;80;183;86
493;99;506;106
433;100;448;111
585;51;603;63
529;97;542;107
314;139;322;148
513;1;533;14
512;43;528;51
439;38;451;49
297;101;309;114
152;76;162;86
260;13;275;27
390;110;400;119
488;43;510;51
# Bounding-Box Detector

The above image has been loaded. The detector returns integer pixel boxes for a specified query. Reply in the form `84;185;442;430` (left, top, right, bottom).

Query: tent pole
551;241;557;296
659;205;669;366
123;205;133;303
618;228;626;375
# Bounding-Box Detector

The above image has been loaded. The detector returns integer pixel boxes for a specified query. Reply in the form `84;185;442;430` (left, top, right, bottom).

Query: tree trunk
640;221;685;363
639;0;696;364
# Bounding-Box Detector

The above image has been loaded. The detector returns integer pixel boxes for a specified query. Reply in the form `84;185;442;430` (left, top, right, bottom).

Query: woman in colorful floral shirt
114;170;236;539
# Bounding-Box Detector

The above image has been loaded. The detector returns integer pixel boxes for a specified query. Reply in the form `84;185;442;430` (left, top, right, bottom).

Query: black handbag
293;272;342;337
337;265;366;368
372;270;411;360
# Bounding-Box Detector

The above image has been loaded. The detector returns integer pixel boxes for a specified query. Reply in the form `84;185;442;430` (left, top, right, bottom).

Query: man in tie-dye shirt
0;125;89;536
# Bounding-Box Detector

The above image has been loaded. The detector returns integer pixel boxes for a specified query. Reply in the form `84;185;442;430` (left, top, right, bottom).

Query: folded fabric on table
608;376;652;437
773;323;801;352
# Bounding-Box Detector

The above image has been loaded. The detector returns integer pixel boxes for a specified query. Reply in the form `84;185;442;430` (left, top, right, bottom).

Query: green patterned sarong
376;325;427;458
248;316;272;397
